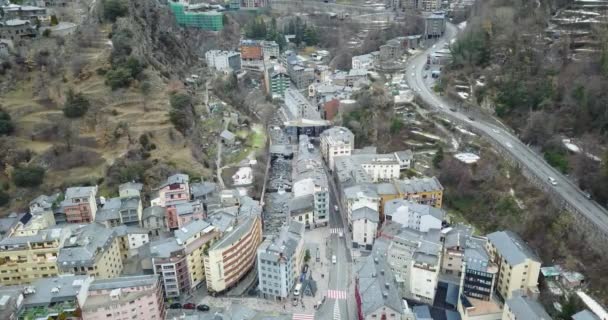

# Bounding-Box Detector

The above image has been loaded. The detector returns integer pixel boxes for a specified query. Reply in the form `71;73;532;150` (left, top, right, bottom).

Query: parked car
197;305;210;312
548;177;558;186
183;303;196;310
332;255;337;264
169;303;182;309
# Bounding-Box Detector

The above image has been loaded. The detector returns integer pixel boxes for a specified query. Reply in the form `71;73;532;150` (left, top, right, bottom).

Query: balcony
19;300;78;320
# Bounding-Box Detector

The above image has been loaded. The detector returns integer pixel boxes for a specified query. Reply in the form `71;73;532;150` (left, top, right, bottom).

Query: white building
351;52;377;70
384;224;442;304
289;194;315;227
342;184;380;230
351;206;379;250
383;199;444;232
205;50;242;73
232;166;253;186
261;40;280;61
320;127;355;170
256;221;305;300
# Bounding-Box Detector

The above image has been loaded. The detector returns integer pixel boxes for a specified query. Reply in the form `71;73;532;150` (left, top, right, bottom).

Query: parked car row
168;303;210;312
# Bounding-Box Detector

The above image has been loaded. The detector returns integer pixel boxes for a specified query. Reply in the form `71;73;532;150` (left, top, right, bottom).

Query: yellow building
0;227;69;285
204;214;262;294
375;177;444;221
174;219;218;290
57;223;124;279
486;231;542;302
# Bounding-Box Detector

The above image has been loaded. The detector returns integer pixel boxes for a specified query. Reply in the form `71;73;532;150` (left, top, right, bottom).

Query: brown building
240;40;263;60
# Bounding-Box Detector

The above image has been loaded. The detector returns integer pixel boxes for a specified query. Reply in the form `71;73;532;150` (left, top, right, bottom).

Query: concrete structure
502;295;551;320
169;2;223;31
95;187;143;227
0;19;36;40
57;223;123;279
383;200;444;232
0;227;70;285
292;134;329;227
61;186;98;224
142;206;167;237
82;275;166;320
424;11;446;38
486;231;542;301
355;239;409;320
262;40;279;61
382;224;442;304
352;52;377;70
113;225;150;259
151;173;190;208
283;88;320;121
352;206;379;250
205;50;241;73
256;221;305;300
165;200;205;230
343;184;380;229
204;213;262;294
239;40;278;71
440;224;473;277
16;275;92;320
320;126;354;170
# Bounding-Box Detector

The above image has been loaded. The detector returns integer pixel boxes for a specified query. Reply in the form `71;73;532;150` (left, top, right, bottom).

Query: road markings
329;228;343;234
333;300;341;320
326;290;348;300
293;313;315;320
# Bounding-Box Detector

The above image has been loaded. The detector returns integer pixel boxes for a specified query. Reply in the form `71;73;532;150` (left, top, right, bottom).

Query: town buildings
95;183;143;227
486;230;542;301
343;184;380;229
352;206;379;249
502;295;552;320
205;50;241;73
320;126;355;170
256;221;305;300
440;225;473;277
352;52;377;70
168;2;223;31
57;223;123;279
383;200;444;232
142;206;167;237
151;173;190;208
0;227;69;285
264;64;291;98
1;4;47;22
81;275;166;320
61;186;98;224
424;11;447;38
165;200;205;230
204;211;263;294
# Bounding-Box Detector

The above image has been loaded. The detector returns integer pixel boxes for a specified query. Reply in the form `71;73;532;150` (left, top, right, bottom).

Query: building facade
320;127;355;170
205;50;242;73
61;186;98;224
351;207;379;250
151;173;190;208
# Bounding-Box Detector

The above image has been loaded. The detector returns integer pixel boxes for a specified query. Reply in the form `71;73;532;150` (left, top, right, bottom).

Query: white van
548;177;558;186
294;283;302;296
332;255;337;264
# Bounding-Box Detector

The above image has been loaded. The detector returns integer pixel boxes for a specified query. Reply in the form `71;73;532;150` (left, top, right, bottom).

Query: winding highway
405;23;608;238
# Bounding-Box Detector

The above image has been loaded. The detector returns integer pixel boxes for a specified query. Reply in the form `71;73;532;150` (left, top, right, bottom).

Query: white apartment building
205;50;241;73
257;221;305;300
342;184;380;229
351;206;379;250
351;52;377;70
320;127;355;170
384;200;445;232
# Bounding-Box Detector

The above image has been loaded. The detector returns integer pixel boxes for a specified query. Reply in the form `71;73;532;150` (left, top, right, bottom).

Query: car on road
183;303;196;310
338;231;344;238
584;192;592;199
169;303;182;309
197;305;210;312
334;205;339;212
332;255;337;264
548;177;558;186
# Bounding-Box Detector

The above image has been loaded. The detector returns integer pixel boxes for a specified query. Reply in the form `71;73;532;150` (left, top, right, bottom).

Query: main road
405;23;608;237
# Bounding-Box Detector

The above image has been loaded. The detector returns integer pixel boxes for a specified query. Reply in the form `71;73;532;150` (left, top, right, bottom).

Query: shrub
103;0;128;22
42;29;51;37
13;166;45;188
50;15;59;26
169;93;193;110
0;191;8;206
105;67;133;90
63;90;90;118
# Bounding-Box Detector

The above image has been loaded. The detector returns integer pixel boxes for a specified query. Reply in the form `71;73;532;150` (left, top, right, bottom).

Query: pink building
61;186;98;223
165;200;205;230
81;274;165;320
151;173;190;207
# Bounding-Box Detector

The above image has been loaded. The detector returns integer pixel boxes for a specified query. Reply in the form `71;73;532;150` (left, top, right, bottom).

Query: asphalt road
316;166;352;320
405;23;608;235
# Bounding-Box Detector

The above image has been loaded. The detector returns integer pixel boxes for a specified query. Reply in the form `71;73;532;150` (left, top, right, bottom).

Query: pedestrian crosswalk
326;289;348;300
292;313;315;320
329;228;343;234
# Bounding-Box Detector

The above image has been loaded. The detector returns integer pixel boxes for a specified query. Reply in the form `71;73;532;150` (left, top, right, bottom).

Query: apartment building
1;4;47;22
95;195;142;228
265;64;291;97
502;295;551;320
175;220;218;290
289;195;315;227
343;184;380;229
320;127;355;170
57;223;123;279
61;186;98;223
486;231;542;302
113;225;150;259
82;275;166;320
205;50;241;73
142;206;167;237
352;52;377;70
292;134;329;226
383;224;442;304
383;199;445;232
17;275;93;320
257;221;305;300
334;148;415;186
165;200;205;230
0;227;70;285
352;206;379;249
150;238;190;298
424;11;446;38
151;173;190;208
457;236;502;320
374;177;444;215
440;225;473;276
204;214;262;294
355;239;410;320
